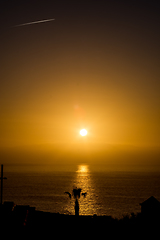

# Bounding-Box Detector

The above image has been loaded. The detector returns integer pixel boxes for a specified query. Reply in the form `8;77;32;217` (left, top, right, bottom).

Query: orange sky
0;1;160;169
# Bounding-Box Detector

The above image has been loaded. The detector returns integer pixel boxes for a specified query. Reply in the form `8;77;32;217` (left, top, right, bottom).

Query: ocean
3;164;160;219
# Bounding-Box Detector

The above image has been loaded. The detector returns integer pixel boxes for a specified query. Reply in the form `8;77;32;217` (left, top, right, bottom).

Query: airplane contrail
13;18;55;27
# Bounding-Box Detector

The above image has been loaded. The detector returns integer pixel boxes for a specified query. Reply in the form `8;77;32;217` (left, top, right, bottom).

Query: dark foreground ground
0;203;160;238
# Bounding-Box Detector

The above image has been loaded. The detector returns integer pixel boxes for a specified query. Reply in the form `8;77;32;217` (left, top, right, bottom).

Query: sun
80;129;87;136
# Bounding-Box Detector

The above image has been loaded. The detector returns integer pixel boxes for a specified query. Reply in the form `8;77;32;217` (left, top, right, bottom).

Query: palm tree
65;187;87;216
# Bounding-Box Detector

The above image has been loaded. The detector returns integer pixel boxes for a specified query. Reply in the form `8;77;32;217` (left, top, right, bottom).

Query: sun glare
80;129;87;136
76;165;89;176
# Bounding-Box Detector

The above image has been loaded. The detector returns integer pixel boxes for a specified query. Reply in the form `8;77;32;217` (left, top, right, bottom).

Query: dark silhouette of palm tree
65;187;87;216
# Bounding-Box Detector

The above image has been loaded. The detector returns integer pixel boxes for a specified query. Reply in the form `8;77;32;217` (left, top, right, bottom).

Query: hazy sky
0;1;160;169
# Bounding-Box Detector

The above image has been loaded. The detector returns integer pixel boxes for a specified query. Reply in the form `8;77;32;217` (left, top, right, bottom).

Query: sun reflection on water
76;165;89;176
74;165;97;215
64;165;98;216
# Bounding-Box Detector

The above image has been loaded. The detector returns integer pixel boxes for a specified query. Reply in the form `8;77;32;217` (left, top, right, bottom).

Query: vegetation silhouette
65;187;87;216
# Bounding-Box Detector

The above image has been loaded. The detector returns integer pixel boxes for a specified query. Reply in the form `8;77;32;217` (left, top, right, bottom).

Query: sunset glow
0;1;160;170
80;129;87;137
1;2;160;233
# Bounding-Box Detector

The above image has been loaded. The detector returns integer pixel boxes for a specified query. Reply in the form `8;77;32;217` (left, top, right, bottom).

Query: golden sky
0;1;160;169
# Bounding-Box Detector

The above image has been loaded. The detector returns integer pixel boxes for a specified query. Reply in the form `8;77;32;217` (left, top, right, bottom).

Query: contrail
13;18;55;27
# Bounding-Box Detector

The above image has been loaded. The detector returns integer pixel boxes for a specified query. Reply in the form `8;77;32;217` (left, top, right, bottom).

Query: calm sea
3;165;160;219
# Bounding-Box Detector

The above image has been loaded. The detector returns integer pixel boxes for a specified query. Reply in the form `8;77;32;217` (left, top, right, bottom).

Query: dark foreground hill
1;203;160;238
